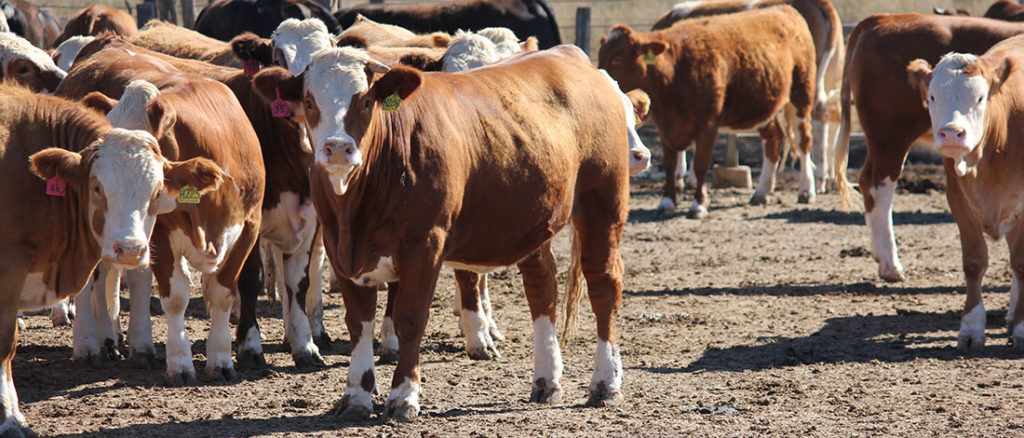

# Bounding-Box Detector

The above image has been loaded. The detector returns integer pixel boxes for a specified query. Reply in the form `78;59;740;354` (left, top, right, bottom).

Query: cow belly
444;261;499;274
18;272;58;311
169;223;245;274
260;192;315;254
352;256;398;287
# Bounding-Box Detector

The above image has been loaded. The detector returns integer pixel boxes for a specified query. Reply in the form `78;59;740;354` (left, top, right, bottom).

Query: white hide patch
162;257;196;377
460;309;492;352
344;320;376;410
353;256;398;287
204;280;235;373
443;30;500;72
532;316;563;389
599;69;650;176
0;362;26;430
657;197;675;212
107;80;160;131
386;377;422;414
18;272;56;310
959;303;986;347
126;267;155;356
866;177;904;281
52;35;95;71
475;27;522;59
1009;274;1020;325
168;223;244;274
925;53;990;173
380;316;399;353
668;1;701;19
444;261;499;274
591;340;623;392
0;31;66;86
271;18;333;74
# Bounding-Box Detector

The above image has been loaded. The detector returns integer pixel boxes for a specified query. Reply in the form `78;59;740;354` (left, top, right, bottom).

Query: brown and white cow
0;84;225;437
337;14;451;49
834;14;1024;282
1;0;61;49
599;6;817;218
253;44;629;420
0;31;64;92
52;4;136;47
906;34;1024;350
56;50;265;382
650;0;845;193
131;20;247;69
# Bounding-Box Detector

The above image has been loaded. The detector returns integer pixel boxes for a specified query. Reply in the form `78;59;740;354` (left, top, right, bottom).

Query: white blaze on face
599;69;650;175
107;80;160;131
442;30;500;73
303;47;387;196
271;18;333;74
52;35;95;71
90;128;169;267
926;53;991;167
0;31;66;89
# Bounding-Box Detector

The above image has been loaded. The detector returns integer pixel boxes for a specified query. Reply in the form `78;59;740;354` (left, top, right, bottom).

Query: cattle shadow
757;209;951;226
46;413;366;438
625;282;998;298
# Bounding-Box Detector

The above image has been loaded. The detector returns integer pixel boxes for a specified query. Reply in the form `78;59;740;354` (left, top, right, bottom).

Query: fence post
574;7;591;54
136;1;156;28
156;0;178;25
370;0;383;4
181;0;195;28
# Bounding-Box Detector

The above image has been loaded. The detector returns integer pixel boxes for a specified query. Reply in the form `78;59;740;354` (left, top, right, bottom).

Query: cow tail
560;225;585;346
535;0;562;46
835;21;864;211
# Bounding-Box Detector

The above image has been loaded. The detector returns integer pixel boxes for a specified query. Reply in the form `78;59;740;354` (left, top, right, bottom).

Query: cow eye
929;96;935;102
17;65;29;75
611;57;623;66
364;99;372;110
304;99;312;110
977;96;983;104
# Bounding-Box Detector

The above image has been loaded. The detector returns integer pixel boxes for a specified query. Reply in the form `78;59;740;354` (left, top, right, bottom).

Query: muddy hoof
687;205;708;220
529;386;563;404
50;313;72;327
880;271;905;283
385;401;419;422
205;365;238;382
377;347;399;364
488;327;506;342
74;353;103;369
0;423;37;438
586;388;624;407
797;192;815;204
331;396;372;421
467;346;500;361
293;351;326;368
1013;336;1024;352
956;335;985;352
165;370;197;387
236;348;267;370
314;332;332;351
102;338;122;361
749;194;767;206
128;351;162;369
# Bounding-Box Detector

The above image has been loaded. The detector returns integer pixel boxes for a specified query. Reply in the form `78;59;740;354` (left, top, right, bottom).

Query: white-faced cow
0;31;64;92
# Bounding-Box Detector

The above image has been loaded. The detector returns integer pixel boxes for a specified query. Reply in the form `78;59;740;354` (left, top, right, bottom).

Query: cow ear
600;34;607;45
336;34;368;49
399;53;442;71
252;67;304;104
230;32;273;65
431;33;451;48
521;36;539;53
642;41;668;57
164;157;226;197
81;91;118;115
29;148;84;183
980;56;1013;92
906;58;934;107
372;66;422;101
626;89;651;118
147;98;177;141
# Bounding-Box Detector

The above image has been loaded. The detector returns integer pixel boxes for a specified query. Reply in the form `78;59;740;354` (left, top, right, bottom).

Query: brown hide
130;20;247;68
53;5;136;47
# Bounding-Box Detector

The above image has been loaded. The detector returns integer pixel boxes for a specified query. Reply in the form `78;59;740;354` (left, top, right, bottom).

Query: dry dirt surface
14;159;1024;437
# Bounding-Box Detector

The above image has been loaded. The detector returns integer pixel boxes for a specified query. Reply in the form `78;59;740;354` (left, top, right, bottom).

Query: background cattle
935;1;1024;20
131;20;248;68
1;0;60;49
194;0;340;41
0;32;64;92
52;4;135;47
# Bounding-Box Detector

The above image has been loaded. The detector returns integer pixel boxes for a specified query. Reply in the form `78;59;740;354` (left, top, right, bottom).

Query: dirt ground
14;136;1024;437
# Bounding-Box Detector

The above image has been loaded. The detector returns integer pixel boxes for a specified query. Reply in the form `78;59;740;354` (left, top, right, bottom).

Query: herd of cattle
3;0;1024;434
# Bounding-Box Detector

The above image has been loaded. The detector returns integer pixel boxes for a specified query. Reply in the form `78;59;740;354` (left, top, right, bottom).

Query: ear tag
634;109;643;126
271;87;292;118
643;50;656;65
382;92;402;112
46;176;66;197
177;185;201;204
243;59;260;76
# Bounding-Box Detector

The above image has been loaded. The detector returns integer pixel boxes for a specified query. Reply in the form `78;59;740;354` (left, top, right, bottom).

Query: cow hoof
236;349;268;370
74;353;103;369
878;265;905;283
488;326;505;342
586;388;624;407
205;365;238;382
0;423;36;438
749;194;767;206
293;351;326;368
956;334;985;352
385;401;419;423
314;332;332;351
655;197;675;217
687;205;708;219
16;317;25;332
797;191;815;204
331;396;372;421
529;386;563;404
467;346;500;361
102;338;123;361
128;351;162;369
50;313;72;327
377;347;399;364
165;370;197;387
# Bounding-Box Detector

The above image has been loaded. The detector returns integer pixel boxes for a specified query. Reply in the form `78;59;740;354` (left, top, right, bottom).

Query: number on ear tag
46;176;66;197
643;50;657;65
634;110;643;126
382;93;401;112
243;59;260;76
271;87;292;118
177;185;201;204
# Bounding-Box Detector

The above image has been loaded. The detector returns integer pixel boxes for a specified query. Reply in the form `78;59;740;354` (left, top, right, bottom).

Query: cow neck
40;105;109;298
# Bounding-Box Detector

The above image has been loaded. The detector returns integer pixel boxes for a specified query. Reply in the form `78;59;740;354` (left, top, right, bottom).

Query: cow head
0;31;65;93
52;35;95;72
269;18;333;74
442;30;500;72
253;47;410;196
230;32;273;69
29;127;224;267
597;25;667;92
907;53;1011;175
933;6;971;16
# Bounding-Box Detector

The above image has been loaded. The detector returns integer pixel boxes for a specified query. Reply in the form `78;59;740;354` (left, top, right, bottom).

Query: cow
650;0;845;194
0;31;64;92
833;14;1024;282
130;20;248;68
983;0;1024;21
252;44;629;420
70;34;327;368
933;6;972;16
56;50;265;382
334;0;562;49
337;14;451;49
1;0;60;49
194;0;340;42
906;34;1024;350
0;84;227;438
599;6;817;218
52;34;93;71
52;4;136;47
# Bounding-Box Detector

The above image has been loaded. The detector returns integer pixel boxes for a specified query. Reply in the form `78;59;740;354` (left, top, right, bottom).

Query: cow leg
161;255;196;386
656;145;681;216
281;250;323;367
235;245;266;369
50;298;73;327
751;120;783;205
946;167;988;351
331;280;379;421
71;270;102;367
91;263;123;361
1006;225;1024;350
675;150;696;190
860;133;918;282
455;270;499;360
688;127;718;219
305;229;330;350
202;275;237;381
378;283;399;363
480;274;503;341
0;271;30;438
517;242;563;404
125;267;159;369
795;115;816;204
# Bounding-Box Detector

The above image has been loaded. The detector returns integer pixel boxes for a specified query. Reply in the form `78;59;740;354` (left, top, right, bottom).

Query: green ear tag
178;185;201;204
382;93;402;112
643;50;656;65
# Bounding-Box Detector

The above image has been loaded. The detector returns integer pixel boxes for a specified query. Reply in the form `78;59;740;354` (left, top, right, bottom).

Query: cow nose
322;138;362;166
112;238;147;265
939;125;966;140
632;150;650;162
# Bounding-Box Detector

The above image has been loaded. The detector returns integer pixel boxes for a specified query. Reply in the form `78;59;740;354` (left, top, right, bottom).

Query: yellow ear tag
382;93;402;112
178;185;201;204
643;50;656;65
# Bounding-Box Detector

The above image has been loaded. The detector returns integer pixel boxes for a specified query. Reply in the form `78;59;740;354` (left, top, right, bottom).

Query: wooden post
574;7;591;54
136;2;156;28
726;134;739;167
156;0;178;25
370;0;383;4
181;0;195;28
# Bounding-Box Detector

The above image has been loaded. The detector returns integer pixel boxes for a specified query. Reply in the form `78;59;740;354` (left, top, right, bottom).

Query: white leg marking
480;279;504;341
50;298;72;326
92;264;121;352
460;309;493;354
285;283;319;359
866;178;904;281
591;340;623;394
344;320;376;411
1008;274;1020;326
0;360;26;433
752;150;776;204
451;285;462;316
811;119;829;192
380;316;399;353
204;278;235;376
532;316;563;390
162;257;195;379
798;146;816;203
72;275;100;362
386;377;422;417
688;199;707;218
305;232;327;341
959;303;986;349
126;267;155;357
1013;322;1024;348
657;197;675;213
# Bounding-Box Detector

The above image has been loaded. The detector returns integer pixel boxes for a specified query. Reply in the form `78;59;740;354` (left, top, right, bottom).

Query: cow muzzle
109;237;148;267
629;147;651;176
319;138;362;168
935;124;971;158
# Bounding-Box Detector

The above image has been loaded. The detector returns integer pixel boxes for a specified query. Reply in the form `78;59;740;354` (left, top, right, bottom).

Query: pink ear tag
271;87;292;118
243;59;261;76
46;176;66;197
